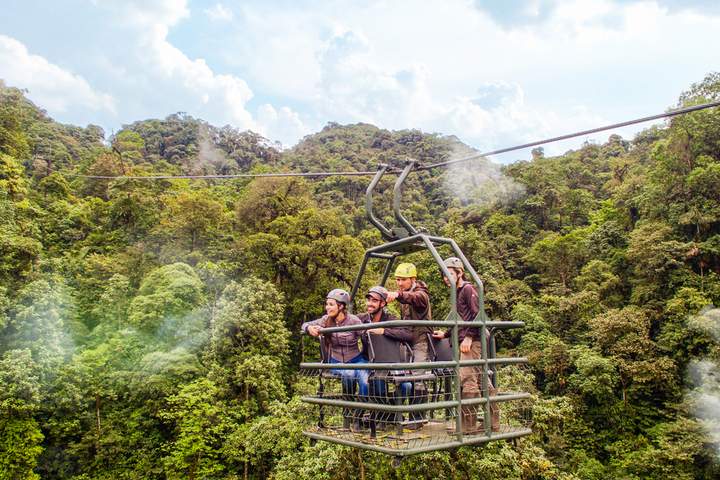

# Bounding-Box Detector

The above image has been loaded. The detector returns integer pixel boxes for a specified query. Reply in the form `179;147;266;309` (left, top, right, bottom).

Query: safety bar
307;319;525;334
300;357;527;370
302;392;531;412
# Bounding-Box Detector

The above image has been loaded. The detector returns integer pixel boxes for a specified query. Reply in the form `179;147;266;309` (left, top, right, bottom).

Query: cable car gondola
300;160;532;464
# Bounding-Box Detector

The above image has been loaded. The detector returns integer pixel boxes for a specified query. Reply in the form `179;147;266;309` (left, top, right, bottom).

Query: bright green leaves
0;349;43;480
209;278;290;417
155;191;226;255
0;152;28;200
525;228;590;289
160;378;237;480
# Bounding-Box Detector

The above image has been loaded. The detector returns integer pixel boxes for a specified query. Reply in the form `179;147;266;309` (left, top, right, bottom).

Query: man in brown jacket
386;262;432;427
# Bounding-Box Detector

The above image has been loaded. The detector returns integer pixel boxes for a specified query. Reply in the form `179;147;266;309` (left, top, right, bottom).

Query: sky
0;0;718;162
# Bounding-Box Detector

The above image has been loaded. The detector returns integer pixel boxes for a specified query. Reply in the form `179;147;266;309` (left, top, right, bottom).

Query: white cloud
96;0;189;28
136;23;256;129
89;0;309;140
223;0;719;152
0;34;115;114
204;3;233;22
91;1;253;130
256;104;312;149
4;0;719;151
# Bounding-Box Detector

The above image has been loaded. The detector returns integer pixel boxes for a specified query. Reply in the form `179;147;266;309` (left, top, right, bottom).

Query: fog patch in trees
442;144;525;207
687;306;720;456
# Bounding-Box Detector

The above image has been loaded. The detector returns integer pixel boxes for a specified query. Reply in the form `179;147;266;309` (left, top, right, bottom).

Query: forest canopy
1;73;720;479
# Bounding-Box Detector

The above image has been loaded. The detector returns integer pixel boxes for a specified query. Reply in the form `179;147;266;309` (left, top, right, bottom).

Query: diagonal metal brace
393;160;419;236
366;164;395;241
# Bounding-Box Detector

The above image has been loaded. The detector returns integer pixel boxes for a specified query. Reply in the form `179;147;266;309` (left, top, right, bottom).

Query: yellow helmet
394;262;417;278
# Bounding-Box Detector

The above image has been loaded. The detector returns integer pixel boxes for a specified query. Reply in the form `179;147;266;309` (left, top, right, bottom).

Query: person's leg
459;339;482;433
372;378;387;398
347;354;370;431
349;354;370;397
329;357;356;428
409;337;430;426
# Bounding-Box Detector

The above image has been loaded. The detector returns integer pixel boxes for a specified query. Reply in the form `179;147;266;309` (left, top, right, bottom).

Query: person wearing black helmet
302;289;369;399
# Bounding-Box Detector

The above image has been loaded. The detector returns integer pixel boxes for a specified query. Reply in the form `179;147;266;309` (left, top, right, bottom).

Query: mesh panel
301;364;532;453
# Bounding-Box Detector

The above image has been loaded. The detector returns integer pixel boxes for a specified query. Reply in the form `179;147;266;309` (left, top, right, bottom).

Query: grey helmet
366;286;388;302
327;288;351;306
443;257;464;270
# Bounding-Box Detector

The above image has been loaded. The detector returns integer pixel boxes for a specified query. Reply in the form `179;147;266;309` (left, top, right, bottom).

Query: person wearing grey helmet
358;286;413;417
432;257;499;432
358;286;412;343
302;289;369;400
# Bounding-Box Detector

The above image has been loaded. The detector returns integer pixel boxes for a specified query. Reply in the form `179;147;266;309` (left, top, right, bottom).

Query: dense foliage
2;73;720;479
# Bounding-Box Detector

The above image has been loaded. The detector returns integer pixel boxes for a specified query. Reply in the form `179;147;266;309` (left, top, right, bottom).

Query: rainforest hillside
1;73;720;479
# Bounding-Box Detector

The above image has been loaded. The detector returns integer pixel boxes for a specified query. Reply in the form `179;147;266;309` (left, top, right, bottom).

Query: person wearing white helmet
302;289;369;399
432;257;499;432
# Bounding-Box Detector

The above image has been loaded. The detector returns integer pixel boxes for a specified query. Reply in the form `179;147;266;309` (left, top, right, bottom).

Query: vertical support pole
366;165;394;241
490;334;498;390
349;252;372;314
380;254;398;288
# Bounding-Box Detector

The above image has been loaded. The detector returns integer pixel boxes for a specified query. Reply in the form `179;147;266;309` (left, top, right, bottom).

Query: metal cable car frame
300;161;531;459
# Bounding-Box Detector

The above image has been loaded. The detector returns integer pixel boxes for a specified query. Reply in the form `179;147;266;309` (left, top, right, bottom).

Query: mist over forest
2;73;720;479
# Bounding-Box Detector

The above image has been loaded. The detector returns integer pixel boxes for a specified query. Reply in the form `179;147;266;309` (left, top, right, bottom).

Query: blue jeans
371;377;412;399
329;354;369;397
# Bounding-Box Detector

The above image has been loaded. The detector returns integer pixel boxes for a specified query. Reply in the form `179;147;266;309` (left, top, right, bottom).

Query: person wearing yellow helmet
386;262;433;428
386;262;432;344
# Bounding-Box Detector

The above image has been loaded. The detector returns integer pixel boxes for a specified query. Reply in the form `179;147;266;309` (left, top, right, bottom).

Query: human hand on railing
307;325;322;337
460;336;473;353
431;330;445;339
368;327;385;335
386;291;399;302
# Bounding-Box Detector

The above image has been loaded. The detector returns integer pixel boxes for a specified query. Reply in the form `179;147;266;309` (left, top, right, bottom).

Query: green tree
128;263;205;332
0;349;43;480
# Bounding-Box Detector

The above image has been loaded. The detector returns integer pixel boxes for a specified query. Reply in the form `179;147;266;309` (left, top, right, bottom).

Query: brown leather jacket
396;280;432;343
455;281;481;342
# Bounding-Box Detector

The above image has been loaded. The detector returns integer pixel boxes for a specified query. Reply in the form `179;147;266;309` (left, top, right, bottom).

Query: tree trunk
95;394;102;448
